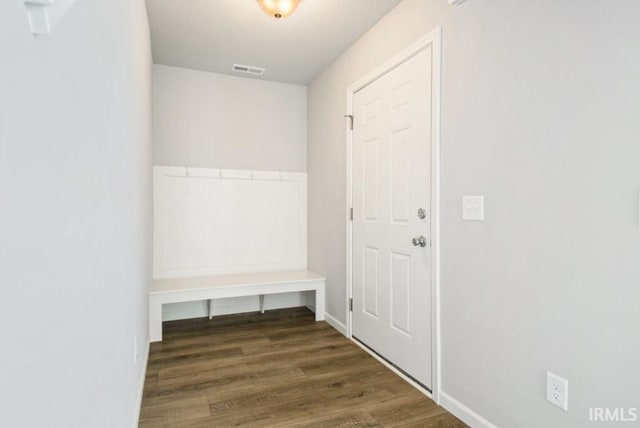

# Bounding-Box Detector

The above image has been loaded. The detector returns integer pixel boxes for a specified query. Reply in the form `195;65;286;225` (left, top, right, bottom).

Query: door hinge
349;298;353;312
349;207;353;221
344;114;354;130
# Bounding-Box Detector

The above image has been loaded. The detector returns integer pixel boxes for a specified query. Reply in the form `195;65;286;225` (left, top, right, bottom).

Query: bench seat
150;270;326;342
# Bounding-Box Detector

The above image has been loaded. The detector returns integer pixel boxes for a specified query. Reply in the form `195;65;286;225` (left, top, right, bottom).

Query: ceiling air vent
231;64;266;76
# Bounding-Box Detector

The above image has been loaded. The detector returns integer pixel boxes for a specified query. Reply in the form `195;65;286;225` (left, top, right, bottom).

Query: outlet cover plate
462;195;484;221
546;372;569;411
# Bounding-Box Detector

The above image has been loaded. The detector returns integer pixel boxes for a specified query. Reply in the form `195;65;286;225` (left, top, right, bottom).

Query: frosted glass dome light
257;0;301;19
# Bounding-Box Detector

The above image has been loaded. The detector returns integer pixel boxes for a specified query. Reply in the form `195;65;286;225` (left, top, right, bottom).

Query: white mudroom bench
149;270;326;342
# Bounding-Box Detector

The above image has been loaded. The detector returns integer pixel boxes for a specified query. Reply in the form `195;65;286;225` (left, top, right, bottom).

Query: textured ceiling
146;0;403;85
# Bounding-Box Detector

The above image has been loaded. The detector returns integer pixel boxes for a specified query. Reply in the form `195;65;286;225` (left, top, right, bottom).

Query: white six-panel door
352;46;433;389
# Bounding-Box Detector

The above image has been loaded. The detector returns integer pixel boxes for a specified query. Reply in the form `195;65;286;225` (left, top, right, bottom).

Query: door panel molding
346;27;442;401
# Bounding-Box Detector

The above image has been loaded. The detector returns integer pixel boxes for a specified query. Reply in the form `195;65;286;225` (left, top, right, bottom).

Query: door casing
345;27;442;402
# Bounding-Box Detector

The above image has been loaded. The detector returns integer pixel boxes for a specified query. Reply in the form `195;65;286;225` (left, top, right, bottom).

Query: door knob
412;236;428;247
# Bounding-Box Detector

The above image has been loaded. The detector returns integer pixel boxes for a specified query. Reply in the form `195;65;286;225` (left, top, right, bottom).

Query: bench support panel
315;285;325;322
150;278;325;342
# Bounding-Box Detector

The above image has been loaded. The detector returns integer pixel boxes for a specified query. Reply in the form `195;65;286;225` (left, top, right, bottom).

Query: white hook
250;170;254;180
185;165;189;177
279;169;283;181
218;166;223;179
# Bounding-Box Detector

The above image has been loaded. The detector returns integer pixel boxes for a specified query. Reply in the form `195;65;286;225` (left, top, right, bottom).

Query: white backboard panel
153;166;307;279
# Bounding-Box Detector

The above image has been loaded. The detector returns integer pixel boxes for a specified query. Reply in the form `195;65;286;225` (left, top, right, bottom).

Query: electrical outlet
546;372;569;411
134;336;139;364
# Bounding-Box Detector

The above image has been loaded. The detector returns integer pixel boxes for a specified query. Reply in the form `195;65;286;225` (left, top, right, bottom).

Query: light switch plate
462;196;484;221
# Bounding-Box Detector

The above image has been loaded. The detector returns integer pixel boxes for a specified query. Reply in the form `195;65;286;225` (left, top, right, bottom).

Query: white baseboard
323;312;348;336
133;339;150;428
439;391;498;428
162;292;307;321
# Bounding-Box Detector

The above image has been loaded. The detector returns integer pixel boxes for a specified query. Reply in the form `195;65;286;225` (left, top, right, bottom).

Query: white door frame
345;27;442;403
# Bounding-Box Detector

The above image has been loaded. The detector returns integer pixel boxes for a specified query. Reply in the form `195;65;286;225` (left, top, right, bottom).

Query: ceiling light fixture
257;0;300;19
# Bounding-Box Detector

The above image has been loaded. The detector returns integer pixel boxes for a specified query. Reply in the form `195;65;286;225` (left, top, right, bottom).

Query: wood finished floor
140;307;466;428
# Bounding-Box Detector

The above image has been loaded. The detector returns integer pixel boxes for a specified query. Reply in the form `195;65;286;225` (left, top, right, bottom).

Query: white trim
346;89;354;340
324;312;348;336
352;338;432;400
345;27;443;403
133;339;150;428
439;391;499;428
430;27;444;404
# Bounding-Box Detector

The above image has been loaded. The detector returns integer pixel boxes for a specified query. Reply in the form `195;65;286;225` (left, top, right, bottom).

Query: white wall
153;64;307;171
0;1;152;427
307;0;640;427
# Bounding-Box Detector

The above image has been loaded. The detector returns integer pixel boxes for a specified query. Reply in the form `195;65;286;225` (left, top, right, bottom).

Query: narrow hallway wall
0;1;153;426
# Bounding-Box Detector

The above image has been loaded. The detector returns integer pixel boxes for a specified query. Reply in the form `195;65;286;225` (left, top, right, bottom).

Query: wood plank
143;363;306;408
139;397;209;425
280;408;383;428
146;346;244;372
366;394;450;428
394;412;469;428
157;359;303;387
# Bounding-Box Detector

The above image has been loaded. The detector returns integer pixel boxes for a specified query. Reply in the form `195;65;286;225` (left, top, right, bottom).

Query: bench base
149;271;326;342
